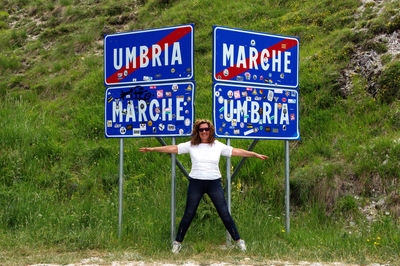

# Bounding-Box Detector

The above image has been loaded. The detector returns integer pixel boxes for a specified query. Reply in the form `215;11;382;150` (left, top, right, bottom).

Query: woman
139;119;269;253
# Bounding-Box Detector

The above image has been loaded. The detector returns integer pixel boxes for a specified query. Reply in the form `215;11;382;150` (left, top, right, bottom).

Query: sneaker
236;239;246;251
171;241;182;254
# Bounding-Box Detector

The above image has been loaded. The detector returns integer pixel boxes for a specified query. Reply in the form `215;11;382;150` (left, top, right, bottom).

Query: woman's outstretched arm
231;148;269;160
139;145;178;154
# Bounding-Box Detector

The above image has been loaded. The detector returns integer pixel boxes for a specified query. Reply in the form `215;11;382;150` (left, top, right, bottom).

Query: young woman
139;119;269;253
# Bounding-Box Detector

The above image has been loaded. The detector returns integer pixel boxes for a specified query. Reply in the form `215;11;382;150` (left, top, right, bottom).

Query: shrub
388;14;400;33
104;3;125;16
323;9;354;31
381;54;393;65
367;18;387;35
290;173;315;206
0;55;20;70
9;29;27;48
377;61;400;103
336;195;358;214
388;102;400;130
362;40;388;54
0;11;9;29
39;24;77;40
0;11;9;20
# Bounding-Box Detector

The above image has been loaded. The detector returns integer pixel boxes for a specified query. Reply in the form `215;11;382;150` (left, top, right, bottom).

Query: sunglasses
198;127;210;132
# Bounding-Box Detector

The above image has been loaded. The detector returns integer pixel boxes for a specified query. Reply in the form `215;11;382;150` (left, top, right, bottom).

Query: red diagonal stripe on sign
215;38;298;81
106;26;192;84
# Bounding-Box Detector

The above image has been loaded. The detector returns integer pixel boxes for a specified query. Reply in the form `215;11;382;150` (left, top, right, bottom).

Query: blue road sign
104;24;194;86
213;83;300;140
213;26;299;88
105;82;195;138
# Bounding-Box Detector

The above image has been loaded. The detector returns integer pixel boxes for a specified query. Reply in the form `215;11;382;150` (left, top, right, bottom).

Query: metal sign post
226;139;232;246
171;137;177;242
284;140;290;233
118;138;124;239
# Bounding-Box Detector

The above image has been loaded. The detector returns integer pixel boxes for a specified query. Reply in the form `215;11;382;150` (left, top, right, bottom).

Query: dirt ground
30;256;389;266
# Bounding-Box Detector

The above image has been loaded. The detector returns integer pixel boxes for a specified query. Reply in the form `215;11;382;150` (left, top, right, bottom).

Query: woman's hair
190;119;216;145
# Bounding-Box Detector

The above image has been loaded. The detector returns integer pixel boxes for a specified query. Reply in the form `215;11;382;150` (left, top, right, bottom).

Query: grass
0;0;400;264
1;189;399;264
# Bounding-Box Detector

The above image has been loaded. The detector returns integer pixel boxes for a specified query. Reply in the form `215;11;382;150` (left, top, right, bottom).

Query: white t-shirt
177;140;233;180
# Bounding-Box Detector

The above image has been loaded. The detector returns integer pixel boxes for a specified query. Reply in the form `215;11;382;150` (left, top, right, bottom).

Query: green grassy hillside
1;0;400;264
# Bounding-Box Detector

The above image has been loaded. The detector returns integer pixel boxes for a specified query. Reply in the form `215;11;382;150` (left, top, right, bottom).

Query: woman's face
198;123;210;143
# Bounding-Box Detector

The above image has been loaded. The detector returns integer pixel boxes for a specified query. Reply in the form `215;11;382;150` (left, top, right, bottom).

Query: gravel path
30;257;389;266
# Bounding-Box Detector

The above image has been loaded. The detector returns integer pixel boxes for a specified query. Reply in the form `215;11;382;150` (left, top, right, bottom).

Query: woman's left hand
232;148;269;160
255;153;269;160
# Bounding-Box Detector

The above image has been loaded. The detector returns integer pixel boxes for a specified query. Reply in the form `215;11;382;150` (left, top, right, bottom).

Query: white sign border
213;25;299;89
213;83;300;140
104;24;195;86
104;81;195;138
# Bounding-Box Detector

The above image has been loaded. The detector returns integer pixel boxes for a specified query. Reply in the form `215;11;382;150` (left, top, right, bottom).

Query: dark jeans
175;178;240;242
